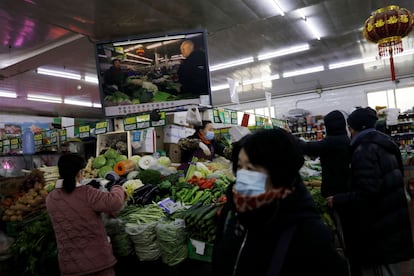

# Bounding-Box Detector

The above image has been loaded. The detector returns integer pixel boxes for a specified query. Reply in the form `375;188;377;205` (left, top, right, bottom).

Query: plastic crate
187;238;214;263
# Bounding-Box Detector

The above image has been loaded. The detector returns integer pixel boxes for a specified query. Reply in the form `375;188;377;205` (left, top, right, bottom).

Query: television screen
94;30;211;117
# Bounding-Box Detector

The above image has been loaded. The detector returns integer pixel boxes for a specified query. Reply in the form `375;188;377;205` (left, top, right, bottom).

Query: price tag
124;116;137;131
190;239;206;255
213;109;221;123
137;114;150;129
34;133;43;146
255;115;265;127
95;121;108;135
50;130;58;144
79;125;90;139
231;111;238;125
2;139;10;154
60;129;67;143
10;138;19;150
151;112;166;127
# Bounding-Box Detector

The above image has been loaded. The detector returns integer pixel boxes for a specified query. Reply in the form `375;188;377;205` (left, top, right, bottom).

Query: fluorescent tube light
211;84;230;92
329;57;377;70
113;35;185;46
210;57;254;72
37;67;81;80
84;75;99;84
64;99;93;107
258;44;310;61
124;58;152;65
283;65;324;78
395;48;414;57
242;74;280;85
0;90;17;98
126;53;153;62
27;94;62;103
298;11;321;40
271;0;285;16
93;102;102;108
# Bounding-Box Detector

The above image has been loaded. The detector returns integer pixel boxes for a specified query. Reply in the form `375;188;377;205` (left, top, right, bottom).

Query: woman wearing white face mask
212;128;349;276
178;120;231;167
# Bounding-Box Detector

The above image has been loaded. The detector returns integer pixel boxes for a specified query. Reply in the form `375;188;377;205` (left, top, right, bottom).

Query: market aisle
400;198;414;276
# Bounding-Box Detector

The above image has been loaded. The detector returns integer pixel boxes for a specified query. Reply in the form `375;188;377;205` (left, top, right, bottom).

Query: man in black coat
327;107;414;276
177;40;208;97
299;110;351;197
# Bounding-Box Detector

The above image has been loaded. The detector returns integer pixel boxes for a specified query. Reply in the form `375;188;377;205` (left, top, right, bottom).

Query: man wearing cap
327;107;414;276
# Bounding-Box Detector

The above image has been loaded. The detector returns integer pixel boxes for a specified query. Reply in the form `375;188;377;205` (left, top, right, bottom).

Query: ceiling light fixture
283;65;324;78
211;83;230;92
242;74;280;85
64;99;93;107
271;0;285;16
37;67;81;80
126;53;153;62
27;94;62;103
93;103;102;108
84;75;99;84
258;44;310;61
298;11;321;40
146;39;180;49
329;57;377;70
124;58;152;65
0;90;17;98
209;57;255;72
113;35;186;46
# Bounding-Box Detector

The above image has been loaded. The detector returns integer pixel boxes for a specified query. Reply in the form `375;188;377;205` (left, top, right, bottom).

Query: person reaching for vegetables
45;153;126;276
212;128;349;276
178;120;231;170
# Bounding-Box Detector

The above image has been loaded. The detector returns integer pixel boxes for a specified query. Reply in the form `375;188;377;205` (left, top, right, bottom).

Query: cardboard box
164;143;182;163
166;112;188;126
163;124;195;144
130;128;156;154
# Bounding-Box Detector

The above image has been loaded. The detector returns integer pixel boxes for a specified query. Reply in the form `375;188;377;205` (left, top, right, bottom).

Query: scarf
197;131;211;145
232;186;289;213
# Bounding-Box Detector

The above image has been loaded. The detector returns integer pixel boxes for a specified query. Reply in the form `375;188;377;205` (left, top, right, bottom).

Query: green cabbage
93;155;106;169
99;166;114;178
104;148;118;159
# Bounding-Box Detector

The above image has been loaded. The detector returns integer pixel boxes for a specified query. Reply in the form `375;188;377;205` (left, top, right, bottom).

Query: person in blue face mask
178;120;231;168
212;128;349;276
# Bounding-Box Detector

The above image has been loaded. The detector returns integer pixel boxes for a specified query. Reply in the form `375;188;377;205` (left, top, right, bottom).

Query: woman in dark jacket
329;107;414;276
212;128;348;276
178;120;231;165
299;110;351;197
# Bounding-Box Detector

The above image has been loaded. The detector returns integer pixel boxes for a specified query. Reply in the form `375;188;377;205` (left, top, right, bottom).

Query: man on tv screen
178;40;209;97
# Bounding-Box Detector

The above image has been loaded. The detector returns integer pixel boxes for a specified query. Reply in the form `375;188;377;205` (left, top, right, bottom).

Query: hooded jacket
333;130;414;265
212;180;348;276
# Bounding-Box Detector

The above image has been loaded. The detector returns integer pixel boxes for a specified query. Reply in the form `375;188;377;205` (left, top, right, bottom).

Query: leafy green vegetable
92;155;106;169
138;169;162;185
104;148;118;159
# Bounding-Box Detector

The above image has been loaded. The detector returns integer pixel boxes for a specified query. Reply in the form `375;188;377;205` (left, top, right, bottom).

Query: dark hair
194;120;212;133
58;153;85;193
232;128;304;188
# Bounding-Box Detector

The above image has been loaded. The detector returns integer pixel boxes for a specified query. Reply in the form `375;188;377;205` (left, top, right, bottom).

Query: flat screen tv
94;30;211;117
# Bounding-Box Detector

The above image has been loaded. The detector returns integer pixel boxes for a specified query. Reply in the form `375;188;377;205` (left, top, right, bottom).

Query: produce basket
187;238;214;263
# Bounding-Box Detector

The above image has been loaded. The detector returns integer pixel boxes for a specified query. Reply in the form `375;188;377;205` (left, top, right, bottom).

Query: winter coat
212;180;348;276
299;134;351;197
177;50;208;96
333;130;414;265
178;132;230;164
46;184;125;276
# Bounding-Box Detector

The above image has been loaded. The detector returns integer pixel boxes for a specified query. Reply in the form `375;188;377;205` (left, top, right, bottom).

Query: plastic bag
186;107;202;126
156;220;188;266
125;222;160;261
0;231;14;261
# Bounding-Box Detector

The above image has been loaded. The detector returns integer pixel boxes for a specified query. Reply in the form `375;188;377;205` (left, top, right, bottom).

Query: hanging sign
271;118;287;129
213;109;221;123
136;114;151;129
151;112;166;127
60;129;67;143
231;111;238;125
95;121;108;135
124;116;137;131
241;113;250;127
79;125;90;139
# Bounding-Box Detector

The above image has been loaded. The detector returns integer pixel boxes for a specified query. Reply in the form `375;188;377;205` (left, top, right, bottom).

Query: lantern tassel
389;48;396;81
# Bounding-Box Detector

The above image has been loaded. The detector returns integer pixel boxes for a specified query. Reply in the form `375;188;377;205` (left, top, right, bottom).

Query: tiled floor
400;199;414;276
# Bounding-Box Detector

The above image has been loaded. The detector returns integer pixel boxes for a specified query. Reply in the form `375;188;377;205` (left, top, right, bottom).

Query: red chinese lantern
363;5;413;81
